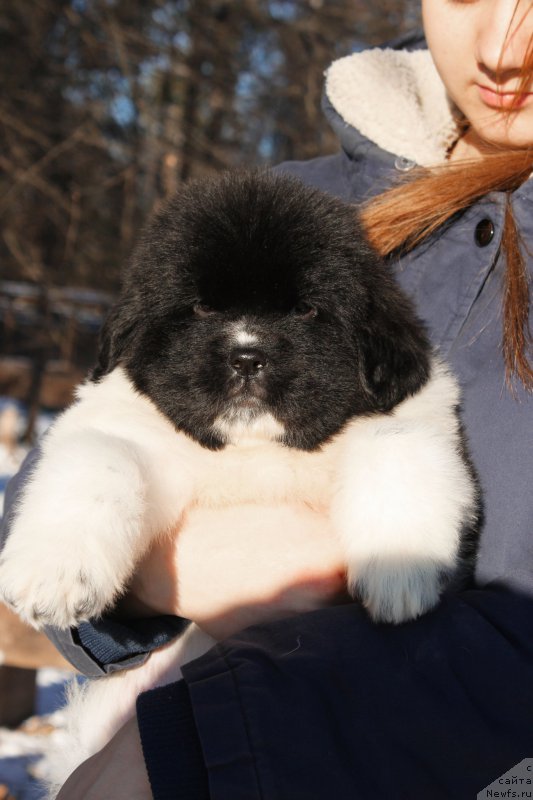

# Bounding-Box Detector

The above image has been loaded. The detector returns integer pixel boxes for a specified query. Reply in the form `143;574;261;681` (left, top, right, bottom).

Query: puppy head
93;170;430;450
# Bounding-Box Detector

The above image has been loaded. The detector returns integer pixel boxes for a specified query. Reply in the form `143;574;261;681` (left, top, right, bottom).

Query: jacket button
475;218;495;247
394;156;416;172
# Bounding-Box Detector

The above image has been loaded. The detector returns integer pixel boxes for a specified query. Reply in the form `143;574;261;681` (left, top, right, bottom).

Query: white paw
349;559;447;624
0;481;145;629
0;432;147;629
0;544;122;629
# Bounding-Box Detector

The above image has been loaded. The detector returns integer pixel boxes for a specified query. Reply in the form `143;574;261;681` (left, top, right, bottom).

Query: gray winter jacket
288;37;533;599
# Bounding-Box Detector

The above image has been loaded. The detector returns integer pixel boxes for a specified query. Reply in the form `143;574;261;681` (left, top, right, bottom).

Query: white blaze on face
231;322;259;347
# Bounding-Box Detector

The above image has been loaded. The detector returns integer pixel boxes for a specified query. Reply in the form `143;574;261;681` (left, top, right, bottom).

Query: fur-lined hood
323;34;460;168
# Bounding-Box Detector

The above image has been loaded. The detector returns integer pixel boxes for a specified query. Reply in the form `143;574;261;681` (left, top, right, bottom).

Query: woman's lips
478;84;533;110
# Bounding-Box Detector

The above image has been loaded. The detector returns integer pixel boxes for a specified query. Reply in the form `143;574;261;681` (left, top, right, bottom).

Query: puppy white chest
191;438;334;509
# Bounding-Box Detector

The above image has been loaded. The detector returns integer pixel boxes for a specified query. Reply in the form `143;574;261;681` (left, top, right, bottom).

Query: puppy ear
91;299;138;381
359;295;431;411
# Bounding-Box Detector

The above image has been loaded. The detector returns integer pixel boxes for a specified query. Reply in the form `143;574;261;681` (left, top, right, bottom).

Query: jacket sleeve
0;448;189;678
136;588;533;800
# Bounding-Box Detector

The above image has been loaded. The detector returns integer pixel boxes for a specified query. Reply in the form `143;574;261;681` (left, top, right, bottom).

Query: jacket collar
323;44;459;167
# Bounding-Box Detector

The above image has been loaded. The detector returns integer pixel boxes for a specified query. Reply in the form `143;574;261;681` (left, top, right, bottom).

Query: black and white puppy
0;171;477;791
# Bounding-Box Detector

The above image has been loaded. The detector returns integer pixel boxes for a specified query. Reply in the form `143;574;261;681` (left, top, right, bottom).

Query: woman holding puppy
3;1;533;798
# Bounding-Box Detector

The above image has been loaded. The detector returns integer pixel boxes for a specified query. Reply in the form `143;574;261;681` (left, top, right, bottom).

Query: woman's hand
119;504;348;639
56;716;151;800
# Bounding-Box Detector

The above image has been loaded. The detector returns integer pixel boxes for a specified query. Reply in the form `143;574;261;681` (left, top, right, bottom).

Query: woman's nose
475;0;532;78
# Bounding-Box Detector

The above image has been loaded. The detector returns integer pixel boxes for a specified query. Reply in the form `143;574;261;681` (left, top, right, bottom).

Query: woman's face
422;0;533;153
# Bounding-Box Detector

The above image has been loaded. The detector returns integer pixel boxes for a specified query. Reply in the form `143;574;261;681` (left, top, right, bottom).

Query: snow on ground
0;669;76;800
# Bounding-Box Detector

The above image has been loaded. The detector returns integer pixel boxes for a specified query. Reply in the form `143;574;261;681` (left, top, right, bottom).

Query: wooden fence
0;280;114;438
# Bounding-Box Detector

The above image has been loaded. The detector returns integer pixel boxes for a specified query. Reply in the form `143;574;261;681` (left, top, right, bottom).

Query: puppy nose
230;348;268;378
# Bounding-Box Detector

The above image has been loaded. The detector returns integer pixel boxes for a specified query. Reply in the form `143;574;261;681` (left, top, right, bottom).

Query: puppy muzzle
224;346;269;403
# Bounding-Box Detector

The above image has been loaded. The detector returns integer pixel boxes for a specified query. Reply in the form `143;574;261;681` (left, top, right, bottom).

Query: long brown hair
361;11;533;394
361;152;533;392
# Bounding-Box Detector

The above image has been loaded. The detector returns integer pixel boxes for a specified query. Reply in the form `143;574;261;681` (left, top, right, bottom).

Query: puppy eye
193;303;216;318
292;302;318;320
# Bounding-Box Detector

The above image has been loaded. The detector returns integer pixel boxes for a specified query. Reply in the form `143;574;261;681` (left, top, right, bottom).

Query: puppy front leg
0;427;187;630
332;414;477;624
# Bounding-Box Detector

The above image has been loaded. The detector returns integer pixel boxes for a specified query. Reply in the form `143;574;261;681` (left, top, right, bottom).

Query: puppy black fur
92;170;431;451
